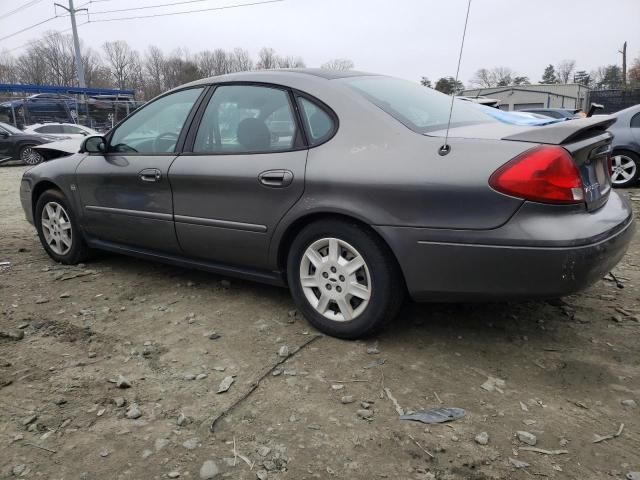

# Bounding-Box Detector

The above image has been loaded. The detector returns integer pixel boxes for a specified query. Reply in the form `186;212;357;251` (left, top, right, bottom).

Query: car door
170;84;308;270
75;86;205;253
0;125;12;158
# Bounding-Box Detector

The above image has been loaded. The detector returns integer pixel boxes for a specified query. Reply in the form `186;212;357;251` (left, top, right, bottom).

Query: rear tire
35;189;90;264
611;150;639;188
19;145;44;165
287;219;405;339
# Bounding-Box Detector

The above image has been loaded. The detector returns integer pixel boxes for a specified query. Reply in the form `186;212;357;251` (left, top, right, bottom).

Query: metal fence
587;88;640;114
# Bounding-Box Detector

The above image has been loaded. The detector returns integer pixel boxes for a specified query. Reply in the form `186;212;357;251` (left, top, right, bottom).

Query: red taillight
489;145;584;204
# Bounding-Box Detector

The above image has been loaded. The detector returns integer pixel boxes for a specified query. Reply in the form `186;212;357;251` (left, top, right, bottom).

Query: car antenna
439;0;472;156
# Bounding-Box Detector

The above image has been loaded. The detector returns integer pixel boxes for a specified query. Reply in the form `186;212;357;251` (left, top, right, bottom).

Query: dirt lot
1;164;639;480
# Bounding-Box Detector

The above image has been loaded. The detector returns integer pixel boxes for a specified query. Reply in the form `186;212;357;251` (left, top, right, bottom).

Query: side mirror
81;135;106;154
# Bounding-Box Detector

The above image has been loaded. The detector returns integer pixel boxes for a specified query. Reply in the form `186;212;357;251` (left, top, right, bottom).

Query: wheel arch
274;211;408;290
31;180;63;219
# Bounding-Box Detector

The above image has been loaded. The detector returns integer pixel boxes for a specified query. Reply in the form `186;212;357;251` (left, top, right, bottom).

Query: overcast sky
1;0;639;85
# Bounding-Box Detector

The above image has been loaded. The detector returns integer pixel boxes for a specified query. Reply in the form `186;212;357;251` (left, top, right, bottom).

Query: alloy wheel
611;154;637;185
21;146;43;165
41;201;73;256
299;237;372;322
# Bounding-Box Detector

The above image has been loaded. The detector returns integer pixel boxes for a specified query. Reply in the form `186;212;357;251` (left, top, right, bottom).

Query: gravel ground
1;164;640;480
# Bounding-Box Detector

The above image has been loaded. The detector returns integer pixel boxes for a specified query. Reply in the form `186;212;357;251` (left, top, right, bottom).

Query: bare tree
0;51;18;83
103;40;137;90
144;45;166;98
278;55;305;68
256;47;279;69
195;50;216;77
83;47;111;89
231;48;253;72
556;59;576;84
35;32;77;86
211;49;230;75
321;58;354;70
15;45;49;85
470;68;495;88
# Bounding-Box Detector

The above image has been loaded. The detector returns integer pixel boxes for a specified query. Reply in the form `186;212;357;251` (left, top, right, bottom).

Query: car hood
428;115;616;145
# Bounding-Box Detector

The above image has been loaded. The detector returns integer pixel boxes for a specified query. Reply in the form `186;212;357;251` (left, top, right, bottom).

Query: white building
461;83;590;111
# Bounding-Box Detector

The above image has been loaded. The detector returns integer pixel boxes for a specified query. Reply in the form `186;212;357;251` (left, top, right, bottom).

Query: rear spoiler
503;115;616;145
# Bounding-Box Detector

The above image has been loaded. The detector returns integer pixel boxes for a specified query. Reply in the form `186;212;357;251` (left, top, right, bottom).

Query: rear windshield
341;76;500;133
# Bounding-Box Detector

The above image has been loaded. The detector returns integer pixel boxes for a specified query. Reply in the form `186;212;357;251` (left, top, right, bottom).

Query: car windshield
0;122;23;134
341;76;500;133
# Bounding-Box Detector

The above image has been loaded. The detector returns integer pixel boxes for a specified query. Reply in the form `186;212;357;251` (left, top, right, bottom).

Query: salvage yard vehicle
23;122;99;139
607;104;640;188
19;69;634;339
0;122;61;165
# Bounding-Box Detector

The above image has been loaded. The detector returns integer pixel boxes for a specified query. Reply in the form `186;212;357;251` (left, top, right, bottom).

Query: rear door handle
139;168;161;183
258;169;293;188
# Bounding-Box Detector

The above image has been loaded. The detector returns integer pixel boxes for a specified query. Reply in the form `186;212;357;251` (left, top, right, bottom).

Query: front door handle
258;169;293;188
139;168;161;183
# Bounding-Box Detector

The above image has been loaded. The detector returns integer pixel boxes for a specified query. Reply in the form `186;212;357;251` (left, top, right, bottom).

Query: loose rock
177;412;190;426
199;460;220;479
278;345;289;358
341;396;355;404
168;472;180;479
125;403;142;419
12;464;26;476
257;446;271;457
182;437;199;450
357;409;373;419
155;438;169;451
509;457;530;469
256;470;268;480
116;375;131;389
621;399;637;408
217;376;234;393
113;397;126;408
516;431;537;446
475;432;489;445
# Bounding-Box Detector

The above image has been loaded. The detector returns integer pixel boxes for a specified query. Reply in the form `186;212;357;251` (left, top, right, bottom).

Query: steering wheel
153;132;179;152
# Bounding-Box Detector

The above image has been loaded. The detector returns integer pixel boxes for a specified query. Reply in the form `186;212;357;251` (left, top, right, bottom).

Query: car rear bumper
376;192;635;301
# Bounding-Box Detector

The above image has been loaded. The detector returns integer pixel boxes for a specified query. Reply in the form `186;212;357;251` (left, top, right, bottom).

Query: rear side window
194;85;299;154
631;113;640;128
63;125;86;134
297;97;335;145
341;76;498;133
36;125;63;133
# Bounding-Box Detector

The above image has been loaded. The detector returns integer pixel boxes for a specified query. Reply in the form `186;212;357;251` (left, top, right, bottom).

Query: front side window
194;85;298;154
110;87;203;154
298;97;335;144
341;76;500;133
631;113;640;128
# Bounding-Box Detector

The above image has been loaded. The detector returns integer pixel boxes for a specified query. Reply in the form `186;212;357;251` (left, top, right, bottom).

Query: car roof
185;68;379;87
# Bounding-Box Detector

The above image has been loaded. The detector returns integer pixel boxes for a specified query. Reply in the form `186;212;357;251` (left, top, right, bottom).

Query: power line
5;22;88;53
0;15;60;43
86;0;284;23
89;0;219;15
0;0;46;21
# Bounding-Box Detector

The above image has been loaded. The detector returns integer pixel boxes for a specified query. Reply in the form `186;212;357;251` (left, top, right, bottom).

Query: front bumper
376;192;635;301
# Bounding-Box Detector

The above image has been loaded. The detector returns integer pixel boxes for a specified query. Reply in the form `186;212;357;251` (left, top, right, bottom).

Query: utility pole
618;41;627;89
55;0;87;88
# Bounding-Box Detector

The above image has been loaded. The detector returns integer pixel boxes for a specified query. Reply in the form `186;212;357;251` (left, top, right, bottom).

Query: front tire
19;145;44;165
35;189;90;264
611;151;639;188
287;219;405;339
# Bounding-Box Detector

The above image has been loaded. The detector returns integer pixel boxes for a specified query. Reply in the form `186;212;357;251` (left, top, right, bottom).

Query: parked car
19;69;633;339
517;107;582;120
0;122;62;165
0;94;84;125
23;122;99;139
607;104;640;187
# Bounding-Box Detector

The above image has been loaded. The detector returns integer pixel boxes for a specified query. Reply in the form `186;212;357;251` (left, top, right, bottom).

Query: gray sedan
19;69;634;338
608;104;640;187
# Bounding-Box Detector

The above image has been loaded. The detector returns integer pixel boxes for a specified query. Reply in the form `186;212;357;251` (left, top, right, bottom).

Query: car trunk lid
429;116;616;211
